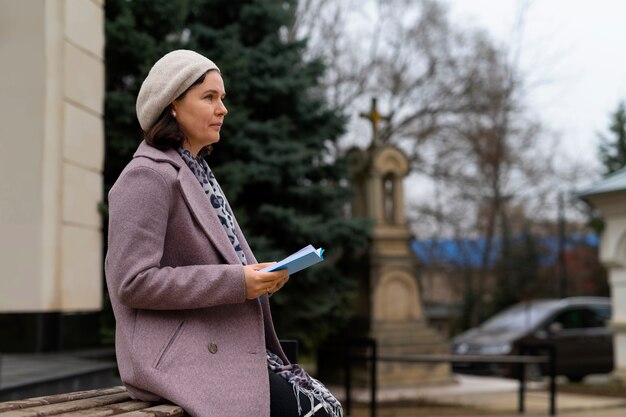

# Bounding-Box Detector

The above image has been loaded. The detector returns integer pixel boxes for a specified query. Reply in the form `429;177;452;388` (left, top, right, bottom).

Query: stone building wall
0;0;104;312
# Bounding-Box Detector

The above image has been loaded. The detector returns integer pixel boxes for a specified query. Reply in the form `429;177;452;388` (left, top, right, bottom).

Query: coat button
208;343;218;354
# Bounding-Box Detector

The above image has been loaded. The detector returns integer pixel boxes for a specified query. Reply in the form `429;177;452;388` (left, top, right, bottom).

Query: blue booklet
261;244;325;275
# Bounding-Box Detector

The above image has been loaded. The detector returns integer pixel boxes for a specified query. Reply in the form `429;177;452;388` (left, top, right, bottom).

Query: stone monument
346;98;450;386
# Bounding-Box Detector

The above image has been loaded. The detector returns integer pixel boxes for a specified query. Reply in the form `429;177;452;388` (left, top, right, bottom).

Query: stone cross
360;97;390;146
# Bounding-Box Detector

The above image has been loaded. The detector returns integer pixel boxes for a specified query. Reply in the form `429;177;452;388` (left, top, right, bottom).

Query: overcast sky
445;0;626;176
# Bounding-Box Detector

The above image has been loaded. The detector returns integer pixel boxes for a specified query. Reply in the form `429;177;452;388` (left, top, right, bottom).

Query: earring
172;110;177;117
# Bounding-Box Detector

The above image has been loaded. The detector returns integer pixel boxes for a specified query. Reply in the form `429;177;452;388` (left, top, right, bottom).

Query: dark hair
143;70;215;157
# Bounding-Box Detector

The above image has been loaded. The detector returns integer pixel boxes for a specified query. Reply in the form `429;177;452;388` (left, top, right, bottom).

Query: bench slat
115;405;185;417
0;387;127;413
0;392;131;416
0;388;184;417
52;401;153;417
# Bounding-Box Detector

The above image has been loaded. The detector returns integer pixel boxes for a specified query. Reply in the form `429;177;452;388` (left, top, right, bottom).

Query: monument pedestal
371;321;451;387
367;225;452;387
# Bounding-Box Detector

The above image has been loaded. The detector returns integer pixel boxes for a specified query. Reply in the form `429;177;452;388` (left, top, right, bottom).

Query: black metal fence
343;338;557;417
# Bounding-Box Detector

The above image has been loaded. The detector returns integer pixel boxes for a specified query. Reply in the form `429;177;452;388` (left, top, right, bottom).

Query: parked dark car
451;297;613;381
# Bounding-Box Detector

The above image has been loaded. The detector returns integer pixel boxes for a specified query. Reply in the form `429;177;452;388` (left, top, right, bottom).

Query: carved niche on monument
345;98;451;387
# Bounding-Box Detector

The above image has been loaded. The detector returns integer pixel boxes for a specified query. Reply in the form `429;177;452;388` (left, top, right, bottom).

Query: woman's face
172;70;228;155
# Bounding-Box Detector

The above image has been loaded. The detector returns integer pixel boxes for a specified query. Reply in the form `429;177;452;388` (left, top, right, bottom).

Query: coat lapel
133;142;241;265
176;162;242;265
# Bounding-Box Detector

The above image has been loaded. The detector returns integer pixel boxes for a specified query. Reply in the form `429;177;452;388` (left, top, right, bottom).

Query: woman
105;50;342;417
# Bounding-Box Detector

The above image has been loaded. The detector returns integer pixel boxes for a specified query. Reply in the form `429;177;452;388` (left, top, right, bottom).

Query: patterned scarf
177;147;247;265
267;351;343;417
177;146;342;417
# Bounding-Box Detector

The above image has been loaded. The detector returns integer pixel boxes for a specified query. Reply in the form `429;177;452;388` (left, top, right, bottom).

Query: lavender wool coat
105;141;288;417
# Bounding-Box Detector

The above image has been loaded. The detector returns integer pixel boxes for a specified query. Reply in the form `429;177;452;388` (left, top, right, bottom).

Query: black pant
268;369;335;417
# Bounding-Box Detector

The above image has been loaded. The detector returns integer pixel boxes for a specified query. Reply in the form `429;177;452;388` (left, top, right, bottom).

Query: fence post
370;338;376;417
518;345;526;414
548;345;557;416
344;343;351;416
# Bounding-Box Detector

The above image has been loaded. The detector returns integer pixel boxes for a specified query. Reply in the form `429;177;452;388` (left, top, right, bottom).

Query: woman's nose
217;100;228;116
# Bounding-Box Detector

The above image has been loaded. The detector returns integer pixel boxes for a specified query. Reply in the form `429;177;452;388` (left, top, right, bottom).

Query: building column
0;0;104;313
594;199;626;382
608;266;626;382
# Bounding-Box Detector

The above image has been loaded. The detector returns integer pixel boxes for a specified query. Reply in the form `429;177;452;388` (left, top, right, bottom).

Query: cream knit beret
136;49;220;131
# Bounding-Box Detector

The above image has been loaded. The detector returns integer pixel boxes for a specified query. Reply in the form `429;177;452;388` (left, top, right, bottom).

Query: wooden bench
0;386;184;416
0;340;299;416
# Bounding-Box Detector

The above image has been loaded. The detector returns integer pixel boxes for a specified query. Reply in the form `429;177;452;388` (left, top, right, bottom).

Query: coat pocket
153;319;186;370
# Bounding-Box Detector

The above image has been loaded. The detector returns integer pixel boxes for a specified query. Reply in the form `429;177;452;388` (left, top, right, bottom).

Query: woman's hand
243;263;290;299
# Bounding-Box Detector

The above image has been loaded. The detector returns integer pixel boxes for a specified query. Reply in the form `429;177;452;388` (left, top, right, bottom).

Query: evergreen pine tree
105;0;370;353
598;101;626;175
